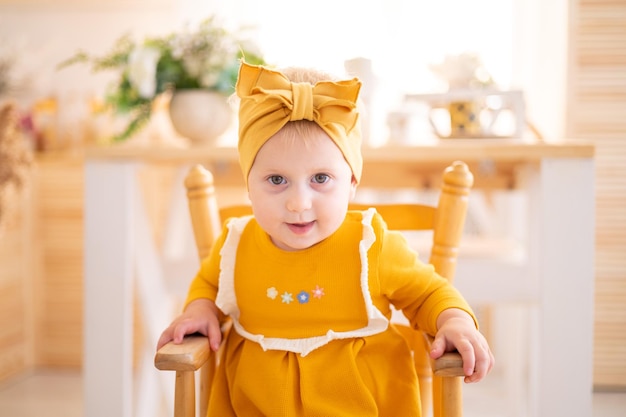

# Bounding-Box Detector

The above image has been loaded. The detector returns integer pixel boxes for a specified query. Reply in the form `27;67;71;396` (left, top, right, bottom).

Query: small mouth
287;221;315;235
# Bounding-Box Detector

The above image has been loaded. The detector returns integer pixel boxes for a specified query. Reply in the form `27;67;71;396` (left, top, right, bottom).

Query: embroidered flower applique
312;285;325;299
297;291;310;304
267;287;278;300
281;292;294;304
268;285;324;305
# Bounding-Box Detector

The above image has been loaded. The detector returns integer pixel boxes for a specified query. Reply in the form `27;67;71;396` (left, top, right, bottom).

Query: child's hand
156;299;223;352
430;308;494;383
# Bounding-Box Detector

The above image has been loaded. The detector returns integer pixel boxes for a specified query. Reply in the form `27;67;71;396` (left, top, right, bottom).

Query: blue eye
313;174;330;184
268;175;285;185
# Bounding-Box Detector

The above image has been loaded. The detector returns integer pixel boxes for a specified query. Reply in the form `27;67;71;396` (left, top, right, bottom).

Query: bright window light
194;0;514;96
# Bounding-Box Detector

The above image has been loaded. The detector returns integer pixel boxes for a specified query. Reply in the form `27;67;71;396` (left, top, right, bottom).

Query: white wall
511;0;569;141
0;3;180;106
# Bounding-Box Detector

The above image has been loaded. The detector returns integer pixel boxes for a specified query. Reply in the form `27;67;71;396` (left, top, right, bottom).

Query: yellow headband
235;61;363;183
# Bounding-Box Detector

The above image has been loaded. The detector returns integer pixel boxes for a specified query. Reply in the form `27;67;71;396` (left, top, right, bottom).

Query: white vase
168;90;233;145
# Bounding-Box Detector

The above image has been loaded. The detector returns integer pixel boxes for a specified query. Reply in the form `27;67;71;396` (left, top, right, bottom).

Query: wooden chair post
436;376;463;417
183;164;222;417
430;161;473;417
430;161;474;282
156;165;231;417
155;335;213;417
184;164;223;260
175;371;196;417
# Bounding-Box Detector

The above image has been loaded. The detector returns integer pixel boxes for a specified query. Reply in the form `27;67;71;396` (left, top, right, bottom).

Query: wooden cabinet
0;190;34;380
33;155;84;367
0;154;83;379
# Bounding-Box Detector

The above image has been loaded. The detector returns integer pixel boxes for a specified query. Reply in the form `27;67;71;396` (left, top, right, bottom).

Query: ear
349;176;358;200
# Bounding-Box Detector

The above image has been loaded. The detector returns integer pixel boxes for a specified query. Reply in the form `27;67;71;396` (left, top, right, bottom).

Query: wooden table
83;139;594;417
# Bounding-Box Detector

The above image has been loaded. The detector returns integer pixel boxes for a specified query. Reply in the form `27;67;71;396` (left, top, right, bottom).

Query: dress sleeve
184;226;229;308
377;228;477;335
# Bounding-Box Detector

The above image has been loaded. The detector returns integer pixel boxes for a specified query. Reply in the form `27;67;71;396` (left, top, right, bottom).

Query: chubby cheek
321;205;348;233
248;190;271;216
250;200;281;230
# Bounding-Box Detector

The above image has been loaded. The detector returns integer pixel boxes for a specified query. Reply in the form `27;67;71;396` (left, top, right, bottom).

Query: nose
286;185;312;213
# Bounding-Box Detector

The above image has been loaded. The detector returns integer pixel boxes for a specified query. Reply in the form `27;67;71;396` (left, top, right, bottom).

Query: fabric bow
236;61;363;183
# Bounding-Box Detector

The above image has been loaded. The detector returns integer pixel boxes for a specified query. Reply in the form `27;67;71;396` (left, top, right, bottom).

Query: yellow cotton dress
186;209;475;417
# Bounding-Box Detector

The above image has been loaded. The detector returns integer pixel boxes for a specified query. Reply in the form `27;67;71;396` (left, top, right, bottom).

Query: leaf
112;102;152;142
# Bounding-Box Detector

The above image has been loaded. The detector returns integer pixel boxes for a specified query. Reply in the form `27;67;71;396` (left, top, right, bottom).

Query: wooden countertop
80;139;594;190
84;139;594;163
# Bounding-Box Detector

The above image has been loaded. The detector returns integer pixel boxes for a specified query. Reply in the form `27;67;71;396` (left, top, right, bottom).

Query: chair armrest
154;334;211;372
153;332;465;377
432;352;465;377
423;334;465;377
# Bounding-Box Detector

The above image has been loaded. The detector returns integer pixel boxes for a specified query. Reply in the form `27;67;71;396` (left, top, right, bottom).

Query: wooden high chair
155;160;474;417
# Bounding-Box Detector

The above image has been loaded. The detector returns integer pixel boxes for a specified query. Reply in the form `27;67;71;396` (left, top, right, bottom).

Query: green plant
59;16;265;142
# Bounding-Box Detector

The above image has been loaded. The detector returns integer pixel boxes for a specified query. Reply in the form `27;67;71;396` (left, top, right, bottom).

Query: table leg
84;161;136;417
529;157;595;416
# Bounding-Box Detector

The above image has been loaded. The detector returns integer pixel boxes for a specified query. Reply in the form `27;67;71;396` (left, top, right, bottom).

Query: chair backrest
180;160;473;417
185;160;473;280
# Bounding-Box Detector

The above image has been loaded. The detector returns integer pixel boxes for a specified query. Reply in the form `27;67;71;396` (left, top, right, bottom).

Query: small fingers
156;329;173;351
429;334;447;359
157;319;202;350
474;344;495;381
156;322;190;350
464;341;494;383
172;324;190;344
206;316;223;351
454;339;476;379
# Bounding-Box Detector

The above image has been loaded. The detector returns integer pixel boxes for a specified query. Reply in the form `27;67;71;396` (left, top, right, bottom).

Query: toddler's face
247;129;356;251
